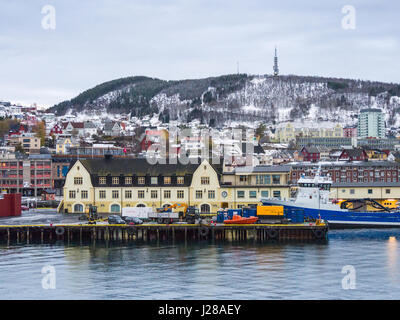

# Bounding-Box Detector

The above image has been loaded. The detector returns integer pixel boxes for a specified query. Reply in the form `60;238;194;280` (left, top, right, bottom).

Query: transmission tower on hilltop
273;46;279;76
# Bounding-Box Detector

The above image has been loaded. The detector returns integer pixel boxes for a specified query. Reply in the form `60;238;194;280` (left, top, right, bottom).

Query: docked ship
261;168;400;228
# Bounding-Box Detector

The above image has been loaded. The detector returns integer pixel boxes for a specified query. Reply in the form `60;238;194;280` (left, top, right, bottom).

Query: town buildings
2;99;400;211
60;157;291;214
60;153;400;214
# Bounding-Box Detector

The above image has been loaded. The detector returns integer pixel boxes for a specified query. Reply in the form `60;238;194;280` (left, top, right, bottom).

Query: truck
122;203;201;224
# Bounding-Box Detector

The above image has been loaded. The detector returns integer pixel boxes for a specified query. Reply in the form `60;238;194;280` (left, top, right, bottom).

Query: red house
300;146;320;162
8;124;27;137
50;124;63;136
339;148;368;162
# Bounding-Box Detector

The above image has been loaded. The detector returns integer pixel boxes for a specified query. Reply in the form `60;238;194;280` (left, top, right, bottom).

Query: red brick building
343;126;357;138
290;162;400;184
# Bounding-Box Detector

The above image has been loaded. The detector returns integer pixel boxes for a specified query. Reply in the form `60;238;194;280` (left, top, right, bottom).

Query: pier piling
0;223;328;244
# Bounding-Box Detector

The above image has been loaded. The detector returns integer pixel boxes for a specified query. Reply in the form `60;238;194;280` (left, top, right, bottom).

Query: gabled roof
77;158;222;177
84;121;96;129
341;148;366;158
104;122;120;131
301;146;320;154
62;122;84;129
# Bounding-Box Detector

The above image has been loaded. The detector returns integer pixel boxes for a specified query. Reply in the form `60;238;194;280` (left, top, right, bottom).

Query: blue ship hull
263;203;400;228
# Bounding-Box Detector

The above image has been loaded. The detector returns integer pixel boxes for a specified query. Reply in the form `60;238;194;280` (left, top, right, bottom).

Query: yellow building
364;149;388;161
56;137;77;154
331;183;400;201
61;158;291;214
219;165;291;209
276;122;343;143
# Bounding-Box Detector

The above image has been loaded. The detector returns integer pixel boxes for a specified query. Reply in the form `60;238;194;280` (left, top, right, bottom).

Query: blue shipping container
242;208;257;218
284;208;305;223
227;209;242;219
216;210;227;223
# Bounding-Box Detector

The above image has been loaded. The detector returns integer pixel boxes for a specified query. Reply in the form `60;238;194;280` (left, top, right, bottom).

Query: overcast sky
1;0;399;108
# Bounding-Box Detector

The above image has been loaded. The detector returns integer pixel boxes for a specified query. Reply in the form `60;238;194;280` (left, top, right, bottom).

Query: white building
357;108;385;139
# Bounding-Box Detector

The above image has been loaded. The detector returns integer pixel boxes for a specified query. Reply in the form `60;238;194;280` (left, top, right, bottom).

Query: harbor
0;222;328;244
0;228;398;300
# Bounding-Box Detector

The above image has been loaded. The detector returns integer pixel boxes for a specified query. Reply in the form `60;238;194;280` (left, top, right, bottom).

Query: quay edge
0;223;328;243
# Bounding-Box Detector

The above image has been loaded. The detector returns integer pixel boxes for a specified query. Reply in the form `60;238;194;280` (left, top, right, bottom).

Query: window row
98;176;185;185
69;190;88;199
342;188;392;195
97;189;187;199
195;190;215;199
236;190;280;199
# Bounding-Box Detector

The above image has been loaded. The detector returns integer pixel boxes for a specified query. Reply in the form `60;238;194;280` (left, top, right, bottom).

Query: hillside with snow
48;74;400;129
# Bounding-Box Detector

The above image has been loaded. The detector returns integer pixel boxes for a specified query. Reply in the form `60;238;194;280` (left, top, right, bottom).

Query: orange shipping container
257;205;284;216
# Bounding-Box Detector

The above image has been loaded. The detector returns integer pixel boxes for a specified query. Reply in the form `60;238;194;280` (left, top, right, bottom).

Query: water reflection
386;236;398;283
1;230;400;299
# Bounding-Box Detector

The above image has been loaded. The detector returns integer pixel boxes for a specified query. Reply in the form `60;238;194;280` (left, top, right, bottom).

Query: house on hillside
62;122;85;136
56;137;78;154
300;146;320;162
338;148;368;162
103;122;121;136
49;124;63;136
83;121;98;136
364;148;389;161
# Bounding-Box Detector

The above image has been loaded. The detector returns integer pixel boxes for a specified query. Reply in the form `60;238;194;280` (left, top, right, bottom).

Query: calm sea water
0;229;399;300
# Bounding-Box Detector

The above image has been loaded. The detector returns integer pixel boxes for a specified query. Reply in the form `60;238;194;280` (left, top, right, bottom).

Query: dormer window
125;177;132;185
164;177;171;184
112;177;119;185
151;177;158;184
177;176;184;184
99;177;106;185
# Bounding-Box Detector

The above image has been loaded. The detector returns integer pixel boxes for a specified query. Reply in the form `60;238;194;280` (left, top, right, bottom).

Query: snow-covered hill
48;74;400;128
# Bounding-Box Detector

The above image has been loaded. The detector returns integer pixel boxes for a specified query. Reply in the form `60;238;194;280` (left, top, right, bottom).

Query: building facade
0;153;52;196
61;158;291;214
61;156;400;214
277;123;343;143
357;108;385;139
9;134;41;154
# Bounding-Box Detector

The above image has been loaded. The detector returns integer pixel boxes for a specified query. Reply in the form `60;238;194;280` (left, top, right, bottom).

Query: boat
223;215;258;224
260;167;400;228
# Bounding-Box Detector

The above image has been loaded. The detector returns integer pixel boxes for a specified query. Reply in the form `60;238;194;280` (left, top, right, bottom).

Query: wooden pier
0;223;328;244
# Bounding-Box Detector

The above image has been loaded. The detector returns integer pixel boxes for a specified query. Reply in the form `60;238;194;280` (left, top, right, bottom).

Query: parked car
108;215;126;225
122;216;143;225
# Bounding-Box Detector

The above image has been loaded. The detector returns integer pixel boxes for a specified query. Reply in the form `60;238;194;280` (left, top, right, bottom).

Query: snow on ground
250;77;267;85
277;107;293;122
242;104;261;113
307;104;319;119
